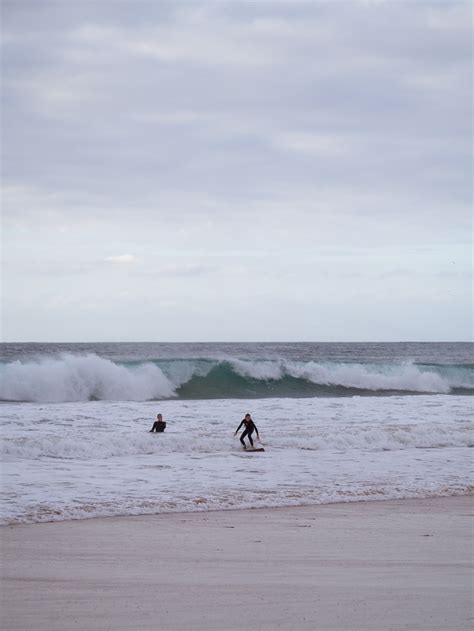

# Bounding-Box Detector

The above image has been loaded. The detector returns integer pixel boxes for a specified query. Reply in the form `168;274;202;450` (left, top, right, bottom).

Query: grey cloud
3;1;470;216
1;0;471;341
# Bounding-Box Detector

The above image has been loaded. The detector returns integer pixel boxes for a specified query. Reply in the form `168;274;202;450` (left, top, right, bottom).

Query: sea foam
0;354;176;402
1;353;472;402
1;395;472;524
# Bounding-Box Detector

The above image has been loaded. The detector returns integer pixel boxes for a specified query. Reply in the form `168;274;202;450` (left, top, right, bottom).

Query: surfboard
243;447;265;452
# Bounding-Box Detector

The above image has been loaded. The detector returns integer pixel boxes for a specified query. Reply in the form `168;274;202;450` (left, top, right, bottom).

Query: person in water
149;413;166;433
234;413;259;449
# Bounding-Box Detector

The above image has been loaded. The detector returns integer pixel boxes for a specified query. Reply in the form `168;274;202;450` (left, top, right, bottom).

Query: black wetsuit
150;420;166;433
235;419;258;448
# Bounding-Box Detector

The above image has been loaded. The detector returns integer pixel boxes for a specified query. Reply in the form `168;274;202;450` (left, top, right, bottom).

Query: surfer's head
245;413;251;420
157;413;163;420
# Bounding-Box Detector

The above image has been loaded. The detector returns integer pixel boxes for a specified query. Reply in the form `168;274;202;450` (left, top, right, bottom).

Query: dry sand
1;496;472;631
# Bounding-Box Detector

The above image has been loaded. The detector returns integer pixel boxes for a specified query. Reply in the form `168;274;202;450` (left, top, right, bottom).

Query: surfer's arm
234;420;244;435
253;423;259;437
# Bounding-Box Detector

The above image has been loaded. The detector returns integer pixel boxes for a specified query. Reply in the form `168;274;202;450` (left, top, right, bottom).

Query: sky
1;0;472;342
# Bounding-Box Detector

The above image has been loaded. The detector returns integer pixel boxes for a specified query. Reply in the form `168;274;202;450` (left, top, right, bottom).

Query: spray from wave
0;354;176;402
0;353;472;402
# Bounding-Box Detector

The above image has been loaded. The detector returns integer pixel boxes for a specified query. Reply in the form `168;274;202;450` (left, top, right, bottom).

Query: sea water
1;342;472;523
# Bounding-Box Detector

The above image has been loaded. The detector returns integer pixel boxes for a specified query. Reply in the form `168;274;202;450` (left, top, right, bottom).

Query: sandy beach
1;496;472;631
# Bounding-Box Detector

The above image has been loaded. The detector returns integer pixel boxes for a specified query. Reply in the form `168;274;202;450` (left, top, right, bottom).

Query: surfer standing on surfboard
234;413;259;450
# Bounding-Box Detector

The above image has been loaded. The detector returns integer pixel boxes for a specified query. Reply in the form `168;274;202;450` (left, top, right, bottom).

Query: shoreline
1;495;472;630
2;490;473;527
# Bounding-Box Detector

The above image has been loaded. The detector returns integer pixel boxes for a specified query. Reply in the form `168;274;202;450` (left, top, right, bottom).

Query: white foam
1;354;471;403
1;395;472;524
2;419;472;460
0;354;177;402
232;359;457;393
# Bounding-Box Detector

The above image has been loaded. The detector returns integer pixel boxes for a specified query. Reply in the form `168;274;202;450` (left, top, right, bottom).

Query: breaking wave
2;422;473;460
0;353;473;403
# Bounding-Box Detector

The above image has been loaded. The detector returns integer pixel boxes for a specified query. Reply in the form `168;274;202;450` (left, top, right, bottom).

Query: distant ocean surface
1;342;473;524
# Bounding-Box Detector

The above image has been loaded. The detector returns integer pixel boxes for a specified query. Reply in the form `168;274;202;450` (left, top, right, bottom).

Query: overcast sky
1;0;472;342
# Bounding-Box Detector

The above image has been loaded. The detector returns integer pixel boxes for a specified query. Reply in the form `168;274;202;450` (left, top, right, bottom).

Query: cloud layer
1;1;472;341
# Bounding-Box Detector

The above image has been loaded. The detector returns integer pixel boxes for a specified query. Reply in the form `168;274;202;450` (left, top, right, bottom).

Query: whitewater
1;352;473;403
1;343;473;524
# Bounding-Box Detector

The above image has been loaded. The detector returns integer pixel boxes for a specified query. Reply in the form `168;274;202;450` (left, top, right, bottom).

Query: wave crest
0;354;176;402
0;353;472;402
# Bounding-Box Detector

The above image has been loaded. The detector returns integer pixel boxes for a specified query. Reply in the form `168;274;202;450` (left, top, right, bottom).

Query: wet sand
1;496;472;630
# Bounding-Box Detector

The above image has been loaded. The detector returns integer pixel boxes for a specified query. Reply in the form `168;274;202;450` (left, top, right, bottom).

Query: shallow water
1;394;472;524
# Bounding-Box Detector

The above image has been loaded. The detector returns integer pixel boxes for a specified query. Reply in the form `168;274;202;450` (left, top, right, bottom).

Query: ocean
1;342;472;524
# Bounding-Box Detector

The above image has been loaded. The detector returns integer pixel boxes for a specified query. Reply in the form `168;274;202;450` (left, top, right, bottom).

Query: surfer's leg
247;429;254;447
240;429;248;448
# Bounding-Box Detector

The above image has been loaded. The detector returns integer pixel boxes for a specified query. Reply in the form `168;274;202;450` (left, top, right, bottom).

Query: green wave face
1;354;473;402
170;360;474;399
